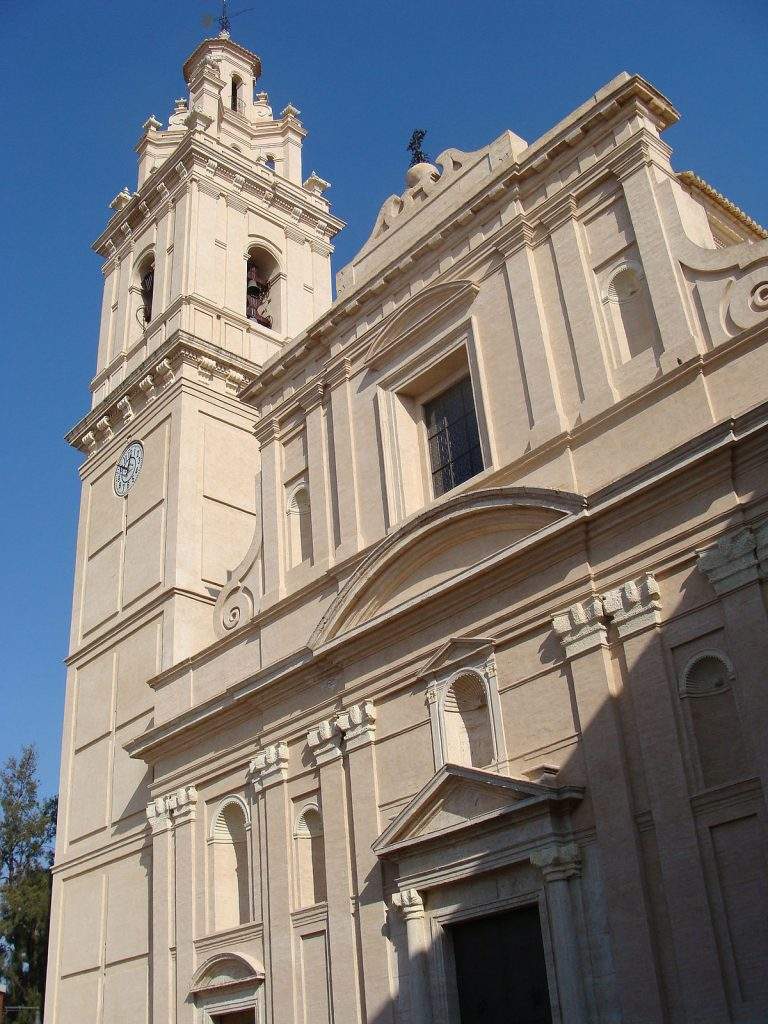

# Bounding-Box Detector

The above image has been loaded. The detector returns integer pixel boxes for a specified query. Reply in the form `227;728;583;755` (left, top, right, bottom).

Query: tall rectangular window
424;376;483;497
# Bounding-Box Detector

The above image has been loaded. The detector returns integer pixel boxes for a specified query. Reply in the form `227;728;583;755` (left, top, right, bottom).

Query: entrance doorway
450;904;552;1024
211;1012;256;1024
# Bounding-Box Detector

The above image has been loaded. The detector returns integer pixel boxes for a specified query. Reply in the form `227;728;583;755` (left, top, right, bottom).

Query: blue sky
2;0;766;798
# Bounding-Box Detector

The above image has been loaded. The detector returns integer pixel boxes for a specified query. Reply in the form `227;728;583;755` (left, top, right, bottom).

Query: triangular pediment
373;764;582;858
417;636;496;680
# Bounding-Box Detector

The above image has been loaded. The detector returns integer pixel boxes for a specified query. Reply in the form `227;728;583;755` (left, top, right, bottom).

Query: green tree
0;746;57;1022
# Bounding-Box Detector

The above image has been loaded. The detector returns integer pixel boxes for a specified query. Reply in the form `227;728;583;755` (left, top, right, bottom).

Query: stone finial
696;528;759;595
109;187;132;213
391;888;425;920
281;103;301;120
250;742;289;789
337;701;376;749
531;842;581;881
602;572;661;638
307;719;342;765
142;114;162;133
303;172;330;197
552;596;606;658
185;109;214;134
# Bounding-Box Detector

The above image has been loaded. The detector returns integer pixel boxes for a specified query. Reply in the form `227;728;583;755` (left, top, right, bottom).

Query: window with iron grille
424;376;483;497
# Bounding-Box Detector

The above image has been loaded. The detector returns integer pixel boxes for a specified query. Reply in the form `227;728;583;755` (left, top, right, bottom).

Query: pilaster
552;596;664;1023
251;743;293;1024
547;205;617;418
530;843;587;1024
146;799;174;1024
255;417;284;598
324;359;363;557
306;719;361;1024
499;223;566;446
391;889;432;1023
336;702;393;1024
299;383;331;567
616;154;699;367
603;573;729;1021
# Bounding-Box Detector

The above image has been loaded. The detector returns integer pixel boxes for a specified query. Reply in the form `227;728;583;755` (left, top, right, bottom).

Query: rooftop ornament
407;129;430;167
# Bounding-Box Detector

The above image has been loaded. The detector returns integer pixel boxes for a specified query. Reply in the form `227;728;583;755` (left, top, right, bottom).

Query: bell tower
47;33;342;1024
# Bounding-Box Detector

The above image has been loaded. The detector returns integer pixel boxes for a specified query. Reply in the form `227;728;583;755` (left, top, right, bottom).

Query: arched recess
245;242;283;333
679;650;751;788
287;484;313;567
309;487;585;648
130;248;156;343
602;258;660;364
442;671;494;768
210;797;251;931
294;803;326;907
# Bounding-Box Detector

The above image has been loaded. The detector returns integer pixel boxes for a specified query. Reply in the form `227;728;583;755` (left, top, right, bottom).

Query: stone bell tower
46;31;342;1024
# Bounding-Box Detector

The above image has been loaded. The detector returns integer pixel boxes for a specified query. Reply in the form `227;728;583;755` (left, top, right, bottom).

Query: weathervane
202;0;256;36
407;129;430;167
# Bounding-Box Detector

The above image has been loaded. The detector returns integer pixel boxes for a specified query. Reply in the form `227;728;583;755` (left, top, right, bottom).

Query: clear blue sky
2;0;766;798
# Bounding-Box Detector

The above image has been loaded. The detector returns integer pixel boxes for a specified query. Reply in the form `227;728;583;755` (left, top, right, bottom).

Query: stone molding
552;596;606;658
306;719;343;765
336;701;377;751
530;842;581;881
391;888;424;921
696;527;760;595
146;784;199;833
250;742;289;790
602;572;662;638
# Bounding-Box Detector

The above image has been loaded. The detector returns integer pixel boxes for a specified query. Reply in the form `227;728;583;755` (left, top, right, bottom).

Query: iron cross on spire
213;0;256;35
407;129;430;167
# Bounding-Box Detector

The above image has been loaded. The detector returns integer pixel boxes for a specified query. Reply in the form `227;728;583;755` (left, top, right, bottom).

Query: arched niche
286;484;313;567
209;797;251;932
442;670;494;769
245;243;283;334
294;803;326;907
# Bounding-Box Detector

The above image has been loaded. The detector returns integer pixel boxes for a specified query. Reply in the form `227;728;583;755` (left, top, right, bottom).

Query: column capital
392;888;425;921
146;797;172;835
552;596;606;658
250;741;289;790
167;784;198;824
337;700;376;751
603;572;661;638
307;719;343;765
696;527;759;595
253;416;281;448
531;842;581;881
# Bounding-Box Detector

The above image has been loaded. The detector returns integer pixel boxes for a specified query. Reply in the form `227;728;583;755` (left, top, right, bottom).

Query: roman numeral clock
114;440;144;496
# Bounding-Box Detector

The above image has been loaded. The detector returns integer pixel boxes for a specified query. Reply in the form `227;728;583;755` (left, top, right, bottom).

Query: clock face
114;441;144;497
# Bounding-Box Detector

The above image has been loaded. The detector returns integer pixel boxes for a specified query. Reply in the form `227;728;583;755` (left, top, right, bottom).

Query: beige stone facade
46;28;768;1024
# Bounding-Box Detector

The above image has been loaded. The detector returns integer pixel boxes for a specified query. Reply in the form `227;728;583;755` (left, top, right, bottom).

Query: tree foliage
0;745;57;1021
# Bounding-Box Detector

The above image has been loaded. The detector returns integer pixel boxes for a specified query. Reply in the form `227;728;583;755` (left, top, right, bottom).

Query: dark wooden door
450;904;553;1024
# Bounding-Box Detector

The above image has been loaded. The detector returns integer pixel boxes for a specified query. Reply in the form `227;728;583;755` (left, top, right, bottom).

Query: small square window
424;376;483;497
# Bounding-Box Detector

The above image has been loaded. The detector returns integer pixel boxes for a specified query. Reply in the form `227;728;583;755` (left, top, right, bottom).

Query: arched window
245;247;278;329
287;486;313;567
231;75;242;112
210;799;250;931
443;672;494;769
264;154;276;171
139;257;155;325
604;261;659;363
294;805;326;907
680;651;751;789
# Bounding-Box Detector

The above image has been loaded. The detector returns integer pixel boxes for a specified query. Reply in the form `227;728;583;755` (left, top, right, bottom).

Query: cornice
93;132;344;263
66;329;258;455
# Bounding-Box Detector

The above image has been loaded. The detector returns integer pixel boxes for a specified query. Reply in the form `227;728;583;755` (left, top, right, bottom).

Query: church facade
46;29;768;1024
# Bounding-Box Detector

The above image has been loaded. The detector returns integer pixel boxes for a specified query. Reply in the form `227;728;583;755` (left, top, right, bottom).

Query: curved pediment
364;279;479;368
310;487;584;648
189;951;264;997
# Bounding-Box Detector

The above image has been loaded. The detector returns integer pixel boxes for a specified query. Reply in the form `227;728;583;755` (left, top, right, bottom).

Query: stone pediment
310;487;584;648
417;636;496;679
189;951;264;997
373;764;583;859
